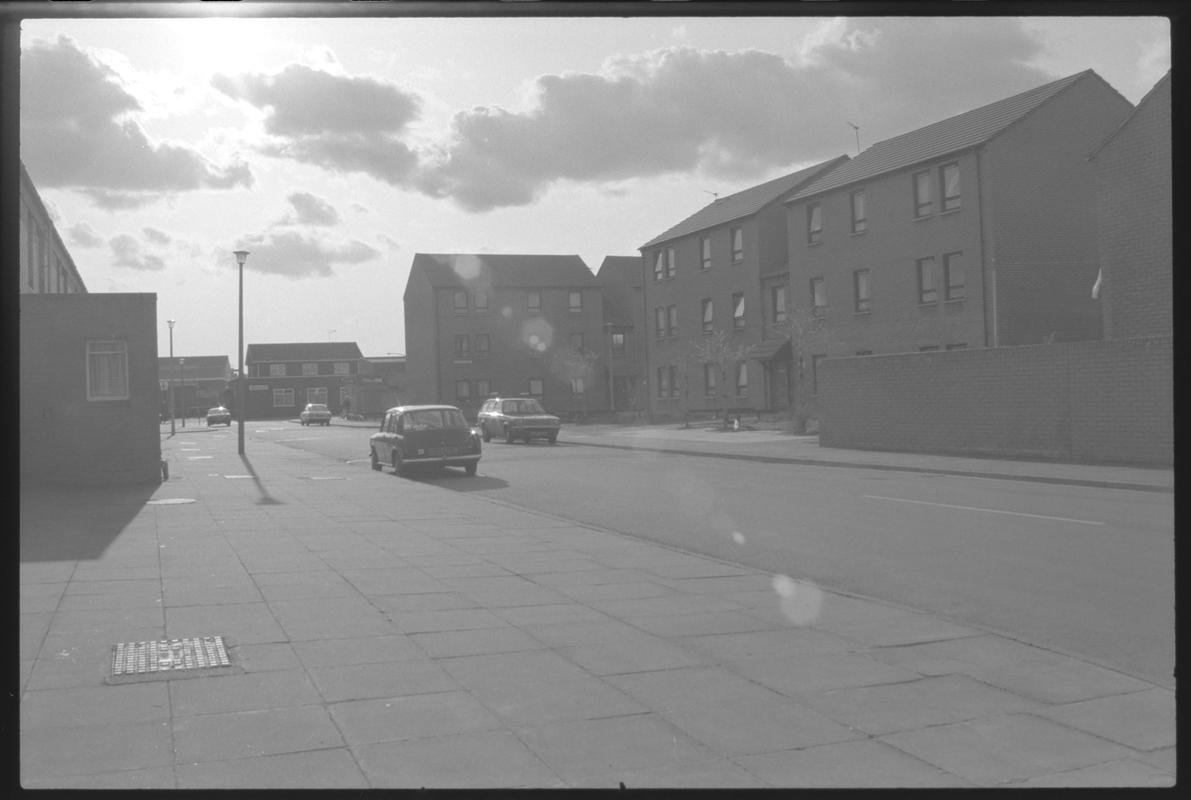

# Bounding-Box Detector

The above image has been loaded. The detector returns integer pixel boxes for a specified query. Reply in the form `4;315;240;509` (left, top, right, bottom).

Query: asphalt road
250;422;1176;688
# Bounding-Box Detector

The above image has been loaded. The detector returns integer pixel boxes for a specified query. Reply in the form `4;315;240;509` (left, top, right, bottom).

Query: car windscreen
502;400;545;415
404;409;467;430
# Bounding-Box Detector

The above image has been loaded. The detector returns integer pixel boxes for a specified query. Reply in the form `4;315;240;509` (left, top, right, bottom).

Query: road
248;422;1175;688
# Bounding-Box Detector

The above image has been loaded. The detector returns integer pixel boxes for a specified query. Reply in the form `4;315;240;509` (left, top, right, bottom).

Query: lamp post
166;319;176;435
179;358;186;427
234;250;249;455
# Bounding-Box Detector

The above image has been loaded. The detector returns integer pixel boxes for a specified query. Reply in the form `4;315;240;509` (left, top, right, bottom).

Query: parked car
206;406;232;426
300;403;332;426
370;405;481;476
477;396;561;444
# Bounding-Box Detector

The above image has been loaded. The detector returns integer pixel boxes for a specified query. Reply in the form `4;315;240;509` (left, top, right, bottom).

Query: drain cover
108;635;238;683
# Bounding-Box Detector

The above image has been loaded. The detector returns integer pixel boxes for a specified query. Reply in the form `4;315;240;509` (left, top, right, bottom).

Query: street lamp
234;250;250;455
179;358;186;427
166;319;176;435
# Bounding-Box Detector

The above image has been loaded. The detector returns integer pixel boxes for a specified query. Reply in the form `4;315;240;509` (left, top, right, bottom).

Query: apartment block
595;255;646;414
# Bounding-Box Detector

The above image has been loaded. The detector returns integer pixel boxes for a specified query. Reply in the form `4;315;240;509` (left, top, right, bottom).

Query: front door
767;360;791;409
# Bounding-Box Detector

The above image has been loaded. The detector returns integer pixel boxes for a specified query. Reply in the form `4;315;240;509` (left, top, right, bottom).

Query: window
730;227;743;262
570;333;585;352
569;291;582;312
700;236;711;270
653;251;665;281
273;388;294;407
702;298;714;334
941;163;961;211
453;290;468;312
528;379;544;397
668;366;679;398
913;170;933;217
853;269;871;312
340;386;351;404
333;362;349;375
811;355;825;395
527;291;541;311
570;377;585;394
86;340;128;400
667;305;678;337
850;190;867;233
810;277;826;312
735;362;748;396
946;343;968;350
476;379;490;397
456;380;471;400
454;334;470;358
655;307;666;339
269;363;286;377
474;291;488;311
944;251;965;300
916;257;938;304
807;202;822;245
302;362;318;376
772;285;788;324
732;292;745;329
611;332;625;356
475;334;490;356
703;363;718;396
666;247;676;279
306;387;328;405
656;367;670;398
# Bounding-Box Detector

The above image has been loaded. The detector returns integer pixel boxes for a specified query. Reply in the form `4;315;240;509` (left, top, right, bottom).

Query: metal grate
111;636;231;677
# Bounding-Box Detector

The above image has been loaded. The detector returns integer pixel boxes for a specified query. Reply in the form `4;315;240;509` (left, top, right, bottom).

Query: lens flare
772;574;823;625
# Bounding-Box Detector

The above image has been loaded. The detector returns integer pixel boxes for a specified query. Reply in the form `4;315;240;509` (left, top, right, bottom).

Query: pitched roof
157;355;231;380
1089;70;1169;160
408;253;599;290
789;70;1109;202
640;156;850;250
244;342;364;362
596;256;643;283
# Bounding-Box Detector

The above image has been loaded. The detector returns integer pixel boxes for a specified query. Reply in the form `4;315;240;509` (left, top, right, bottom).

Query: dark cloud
110;234;166;271
213;64;421;183
20;36;253;197
68;223;104;248
233;230;380;278
143;227;172;245
284;192;340;226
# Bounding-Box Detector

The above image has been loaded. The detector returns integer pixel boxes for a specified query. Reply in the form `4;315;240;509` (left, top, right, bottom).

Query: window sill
850;229;868;237
944;297;966;304
940;206;963;215
913;213;933;221
806;240;822;247
918;300;938;308
854;309;872;316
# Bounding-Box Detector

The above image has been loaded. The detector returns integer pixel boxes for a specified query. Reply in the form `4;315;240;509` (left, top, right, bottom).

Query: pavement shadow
20;484;159;562
238;455;285;505
395;471;509;492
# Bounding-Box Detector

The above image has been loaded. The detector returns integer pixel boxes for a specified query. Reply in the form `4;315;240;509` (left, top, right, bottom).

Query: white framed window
474;291;488;311
302;362;318;376
703;363;717;396
666;247;676;279
732;292;745;329
569;291;582;312
913;170;933;217
772;285;788;325
611;332;625;356
269;363;286;377
333;362;349;375
667;305;678;337
476;379;490;397
456;380;471;400
570;377;585;394
811;277;826;312
941;163;961;211
656;366;669;398
273;388;295;407
851;190;868;233
702;298;714;334
854;269;872;312
86;340;129;401
306;387;328;405
730;227;743;262
528;378;544;396
735;362;748;396
917;257;938;304
475;334;490;356
944;251;965;300
807;203;822;245
655;307;666;339
454;334;470;358
653;251;665;282
700;236;711;270
453;290;468;312
527;290;541;311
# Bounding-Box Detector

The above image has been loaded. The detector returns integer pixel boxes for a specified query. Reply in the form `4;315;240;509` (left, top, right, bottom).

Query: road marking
862;495;1105;525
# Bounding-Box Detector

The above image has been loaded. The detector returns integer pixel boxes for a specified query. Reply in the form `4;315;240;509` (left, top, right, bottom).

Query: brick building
638;157;849;421
595;256;647;414
158;355;232;419
343;355;409;419
18;161;87;295
242;342;363;420
1090;71;1171;339
403;254;606;419
785;70;1133;383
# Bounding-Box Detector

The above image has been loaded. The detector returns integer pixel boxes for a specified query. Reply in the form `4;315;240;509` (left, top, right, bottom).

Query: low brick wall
818;336;1172;466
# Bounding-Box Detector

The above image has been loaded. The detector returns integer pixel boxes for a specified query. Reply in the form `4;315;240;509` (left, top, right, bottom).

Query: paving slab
172;706;344;764
352;730;562;788
21;766;178;790
329;690;504;746
1032;688;1177;751
292;634;428;668
734;739;971;787
1011;758;1175;787
566;759;771;788
169;669;323;716
174;747;369;789
307;658;460;703
660;695;862;756
21;682;171;729
411;626;548;658
21;720;175;780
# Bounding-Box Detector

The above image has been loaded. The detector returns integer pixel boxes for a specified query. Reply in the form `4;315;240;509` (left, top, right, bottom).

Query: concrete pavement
18;421;1175;788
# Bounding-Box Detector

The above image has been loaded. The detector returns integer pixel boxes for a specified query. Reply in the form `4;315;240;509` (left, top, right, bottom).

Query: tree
692;329;756;428
555;345;600;418
766;306;834;433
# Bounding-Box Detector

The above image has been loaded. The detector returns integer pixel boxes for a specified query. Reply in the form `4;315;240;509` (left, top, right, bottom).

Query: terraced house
638;156;849;421
784;69;1133;377
242;341;364;420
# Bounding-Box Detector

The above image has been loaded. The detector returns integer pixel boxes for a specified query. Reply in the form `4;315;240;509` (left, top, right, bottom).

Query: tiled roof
157;355;230;380
244;342;364;362
789;70;1105;202
639;156;850;250
596;256;643;284
408;253;599;289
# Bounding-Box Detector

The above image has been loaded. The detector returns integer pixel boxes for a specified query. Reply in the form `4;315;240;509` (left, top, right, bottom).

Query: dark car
300;403;332;426
476;396;561;444
370;405;481;476
206;406;232;426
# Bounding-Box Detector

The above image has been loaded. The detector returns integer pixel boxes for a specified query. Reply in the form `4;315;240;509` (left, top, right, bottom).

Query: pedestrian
342;396;351;419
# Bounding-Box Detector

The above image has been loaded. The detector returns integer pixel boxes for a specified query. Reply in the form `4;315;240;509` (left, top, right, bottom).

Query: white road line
863;495;1105;525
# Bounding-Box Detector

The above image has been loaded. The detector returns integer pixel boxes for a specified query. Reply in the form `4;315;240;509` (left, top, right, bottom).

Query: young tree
555;345;600;418
692;329;756;428
767;306;834;433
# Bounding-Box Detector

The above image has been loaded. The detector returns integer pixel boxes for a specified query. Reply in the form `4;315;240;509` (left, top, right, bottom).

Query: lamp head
167;319;175;329
234;250;250;266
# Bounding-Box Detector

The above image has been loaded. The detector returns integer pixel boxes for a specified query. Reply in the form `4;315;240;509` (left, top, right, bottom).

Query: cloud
282;192;340;226
68;223;104;248
20;35;253;198
143;227;172;245
212;64;421;183
232;230;380;278
110;234;166;271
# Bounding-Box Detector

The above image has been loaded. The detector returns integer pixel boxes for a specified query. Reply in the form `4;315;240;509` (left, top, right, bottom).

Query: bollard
161;459;169;481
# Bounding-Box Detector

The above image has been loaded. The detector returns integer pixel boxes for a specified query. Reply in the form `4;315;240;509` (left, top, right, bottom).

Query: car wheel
505;426;515;444
482;425;491;443
370;448;382;471
464;461;478;476
548;432;558;444
392;448;404;476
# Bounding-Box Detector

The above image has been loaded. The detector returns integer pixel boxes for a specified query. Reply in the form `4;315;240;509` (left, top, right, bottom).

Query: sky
18;6;1171;361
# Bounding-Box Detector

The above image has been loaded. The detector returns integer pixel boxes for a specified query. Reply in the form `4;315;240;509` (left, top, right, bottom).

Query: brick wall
20;293;162;484
819;336;1172;465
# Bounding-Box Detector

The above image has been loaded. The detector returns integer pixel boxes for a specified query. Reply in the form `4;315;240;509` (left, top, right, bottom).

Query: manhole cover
108;635;240;683
147;498;196;505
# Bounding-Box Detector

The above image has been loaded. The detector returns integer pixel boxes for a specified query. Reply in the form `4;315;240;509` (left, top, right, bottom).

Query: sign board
249;384;268;391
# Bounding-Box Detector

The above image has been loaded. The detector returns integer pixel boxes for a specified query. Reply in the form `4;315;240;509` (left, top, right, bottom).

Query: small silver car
300;403;332;426
476;396;561;444
370;405;481;476
206;406;232;426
